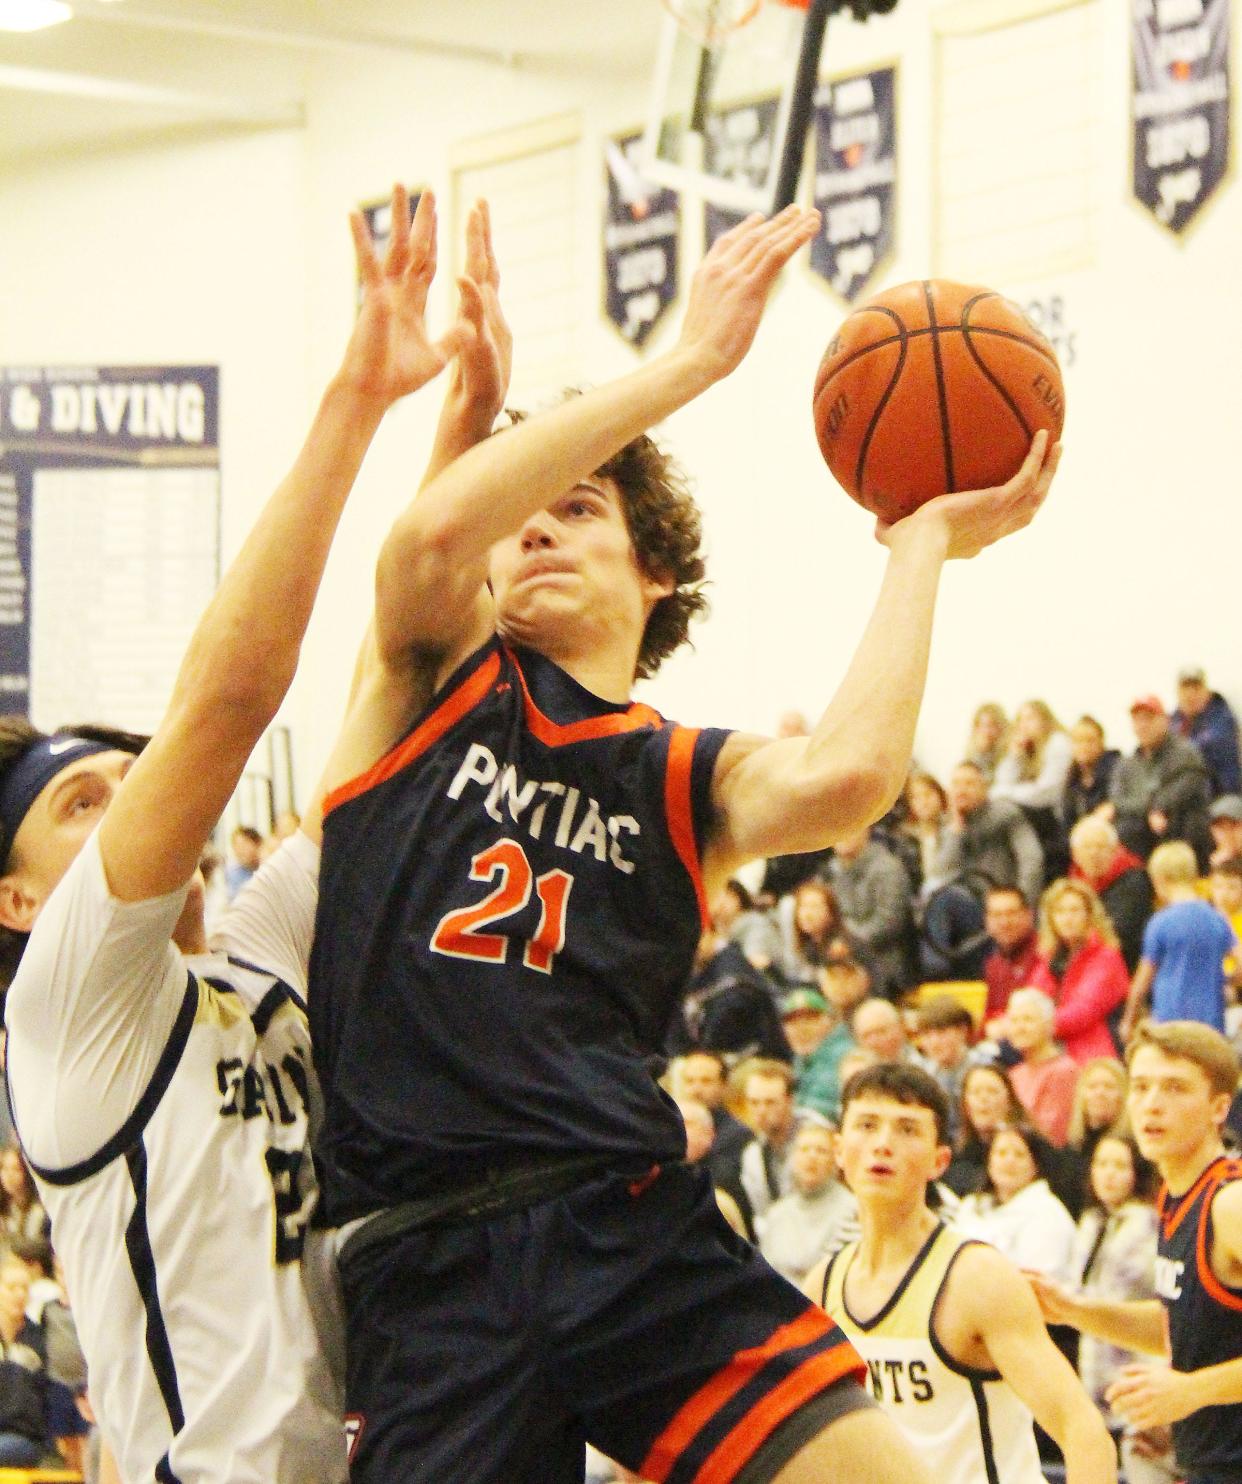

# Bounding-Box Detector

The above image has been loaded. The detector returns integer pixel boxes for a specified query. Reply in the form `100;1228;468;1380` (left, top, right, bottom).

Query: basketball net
661;0;810;48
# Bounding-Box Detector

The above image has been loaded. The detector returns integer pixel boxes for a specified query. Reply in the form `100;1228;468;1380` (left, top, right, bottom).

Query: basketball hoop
661;0;763;48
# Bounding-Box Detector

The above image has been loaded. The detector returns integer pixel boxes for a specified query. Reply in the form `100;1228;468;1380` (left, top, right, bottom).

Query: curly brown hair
504;406;709;680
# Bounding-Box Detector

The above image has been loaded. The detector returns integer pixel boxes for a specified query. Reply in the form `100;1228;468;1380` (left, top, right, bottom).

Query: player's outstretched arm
372;206;819;672
705;434;1060;879
96;185;464;906
1025;1269;1168;1355
957;1247;1116;1484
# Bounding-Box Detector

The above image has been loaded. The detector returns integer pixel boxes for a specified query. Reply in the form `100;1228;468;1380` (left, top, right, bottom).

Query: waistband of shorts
336;1153;655;1271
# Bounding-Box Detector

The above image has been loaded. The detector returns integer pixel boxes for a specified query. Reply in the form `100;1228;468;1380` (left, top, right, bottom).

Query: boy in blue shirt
1121;841;1236;1038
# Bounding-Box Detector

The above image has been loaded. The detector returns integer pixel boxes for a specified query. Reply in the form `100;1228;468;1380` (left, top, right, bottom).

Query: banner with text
810;66;897;304
0;365;219;729
703;96;781;250
603;132;680;349
1132;0;1230;234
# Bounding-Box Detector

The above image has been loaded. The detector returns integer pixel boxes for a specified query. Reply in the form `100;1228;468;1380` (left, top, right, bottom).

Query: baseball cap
1130;695;1166;716
780;988;830;1017
1210;795;1242;823
1177;666;1207;686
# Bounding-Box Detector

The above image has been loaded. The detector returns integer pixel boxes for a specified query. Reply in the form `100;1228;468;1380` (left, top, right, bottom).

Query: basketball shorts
338;1160;869;1483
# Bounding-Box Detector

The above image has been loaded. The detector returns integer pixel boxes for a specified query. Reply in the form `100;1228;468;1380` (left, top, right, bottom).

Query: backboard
640;0;828;214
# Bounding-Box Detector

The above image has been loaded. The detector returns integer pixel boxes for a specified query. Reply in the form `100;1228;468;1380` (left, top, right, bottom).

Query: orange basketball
812;280;1065;524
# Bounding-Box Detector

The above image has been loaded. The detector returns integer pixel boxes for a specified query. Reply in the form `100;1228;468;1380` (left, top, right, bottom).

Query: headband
0;737;115;869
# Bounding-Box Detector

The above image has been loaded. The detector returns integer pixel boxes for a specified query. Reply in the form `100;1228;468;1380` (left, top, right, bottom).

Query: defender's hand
676;206;820;384
342;184;468;405
1023;1269;1079;1328
878;431;1060;561
1106;1365;1199;1429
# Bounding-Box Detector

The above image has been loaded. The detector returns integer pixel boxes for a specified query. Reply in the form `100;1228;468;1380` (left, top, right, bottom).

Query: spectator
1122;840;1236;1038
1031;878;1129;1064
667;927;790;1063
1061;715;1121;836
0;1148;45;1246
965;701;1009;781
1068;815;1153;971
934;760;1045;925
900;771;951;896
1172;666;1241;799
738;1060;803;1227
822;826;915;998
836;1045;879;1091
675;1100;748;1238
943;1062;1024;1198
223;824;263;900
710;878;782;974
778;879;851;987
0;1254;76;1467
778;987;854;1124
851;998;913;1064
758;1123;859;1283
982;885;1042;1026
1068;1135;1173;1484
1107;696;1213;868
1208;793;1242;868
676;1050;754;1230
1209;858;1242;988
956;1122;1077;1279
912;995;995;1141
1004;988;1080;1146
1060;1057;1132;1215
992;698;1073;878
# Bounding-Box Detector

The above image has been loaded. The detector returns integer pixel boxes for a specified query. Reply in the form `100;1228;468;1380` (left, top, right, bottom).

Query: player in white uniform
804;1062;1115;1484
0;185;476;1484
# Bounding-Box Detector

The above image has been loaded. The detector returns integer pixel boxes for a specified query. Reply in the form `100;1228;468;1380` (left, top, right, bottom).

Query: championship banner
703;96;781;249
1132;0;1230;234
809;67;896;304
603;132;680;348
0;365;219;730
358;190;421;306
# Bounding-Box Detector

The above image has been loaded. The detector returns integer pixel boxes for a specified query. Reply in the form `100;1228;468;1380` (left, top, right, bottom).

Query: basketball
812;279;1065;524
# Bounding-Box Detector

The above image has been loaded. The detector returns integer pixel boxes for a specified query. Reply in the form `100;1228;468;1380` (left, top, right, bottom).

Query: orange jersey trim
640;1309;849;1482
323;650;502;816
1194;1164;1242;1312
1160;1155;1232;1242
507;645;662;747
665;726;709;929
692;1343;866;1484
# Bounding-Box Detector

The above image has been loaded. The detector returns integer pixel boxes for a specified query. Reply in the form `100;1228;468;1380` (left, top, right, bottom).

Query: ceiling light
0;0;72;31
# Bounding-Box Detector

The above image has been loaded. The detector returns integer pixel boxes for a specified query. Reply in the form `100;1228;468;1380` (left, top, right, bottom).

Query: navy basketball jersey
309;637;732;1224
1155;1153;1242;1476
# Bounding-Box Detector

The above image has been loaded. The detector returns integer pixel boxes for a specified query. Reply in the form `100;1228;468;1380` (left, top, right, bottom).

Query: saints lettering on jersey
866;1356;935;1405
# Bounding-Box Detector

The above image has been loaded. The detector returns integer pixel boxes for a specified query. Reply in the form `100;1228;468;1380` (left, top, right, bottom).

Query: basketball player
309;203;1062;1483
1030;1020;1242;1484
0;185;470;1483
804;1063;1115;1484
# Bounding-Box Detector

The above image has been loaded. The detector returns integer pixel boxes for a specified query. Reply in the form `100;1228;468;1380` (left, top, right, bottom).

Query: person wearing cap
1106;695;1212;868
780;986;856;1124
1209;794;1242;868
1172;667;1241;799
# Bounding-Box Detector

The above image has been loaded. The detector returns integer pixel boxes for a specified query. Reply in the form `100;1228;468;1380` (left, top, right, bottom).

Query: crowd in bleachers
655;669;1242;1484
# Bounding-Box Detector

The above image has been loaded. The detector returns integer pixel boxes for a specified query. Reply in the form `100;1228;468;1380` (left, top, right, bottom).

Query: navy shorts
339;1161;867;1483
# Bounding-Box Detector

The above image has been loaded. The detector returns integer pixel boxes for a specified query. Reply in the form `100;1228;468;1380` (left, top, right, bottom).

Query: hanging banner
603;132;680;349
0;365;219;730
703;96;781;249
809;66;897;304
357;190;422;306
1132;0;1230;235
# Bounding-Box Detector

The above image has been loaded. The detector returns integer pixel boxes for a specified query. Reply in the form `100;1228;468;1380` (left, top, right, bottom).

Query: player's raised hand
452;199;514;427
877;431;1060;560
342;184;468;406
676;205;820;383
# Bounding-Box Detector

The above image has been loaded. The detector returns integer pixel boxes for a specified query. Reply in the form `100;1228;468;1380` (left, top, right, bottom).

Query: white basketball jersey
822;1223;1044;1484
6;833;347;1484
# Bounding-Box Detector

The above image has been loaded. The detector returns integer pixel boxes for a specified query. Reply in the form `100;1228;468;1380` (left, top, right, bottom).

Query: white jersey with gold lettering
5;831;346;1484
821;1222;1044;1484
